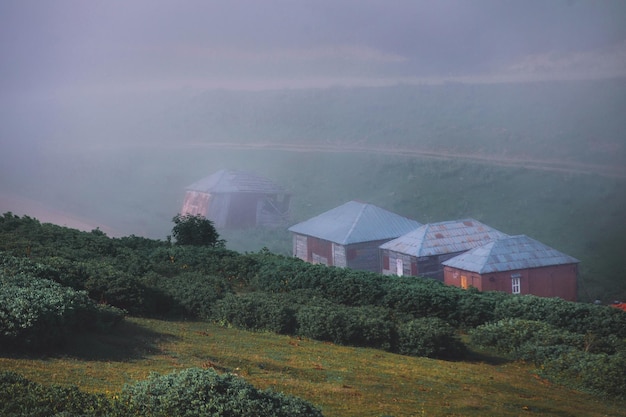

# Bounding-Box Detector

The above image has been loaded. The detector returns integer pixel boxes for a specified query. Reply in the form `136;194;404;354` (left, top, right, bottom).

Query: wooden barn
181;169;290;229
288;200;421;272
442;234;579;301
379;218;508;280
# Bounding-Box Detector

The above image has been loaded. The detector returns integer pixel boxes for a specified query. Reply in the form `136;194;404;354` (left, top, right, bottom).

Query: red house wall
444;263;578;301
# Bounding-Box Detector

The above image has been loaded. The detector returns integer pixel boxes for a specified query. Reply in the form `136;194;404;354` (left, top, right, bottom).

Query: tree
171;214;225;247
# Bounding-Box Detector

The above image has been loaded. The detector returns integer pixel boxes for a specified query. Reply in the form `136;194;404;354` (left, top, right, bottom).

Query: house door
461;275;468;289
396;258;403;276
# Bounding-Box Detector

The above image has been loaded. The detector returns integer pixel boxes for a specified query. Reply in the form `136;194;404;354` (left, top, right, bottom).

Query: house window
511;273;521;294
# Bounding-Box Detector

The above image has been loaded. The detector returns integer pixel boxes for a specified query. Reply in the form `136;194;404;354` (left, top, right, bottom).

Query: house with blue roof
288;200;421;272
379;218;508;280
442;235;579;301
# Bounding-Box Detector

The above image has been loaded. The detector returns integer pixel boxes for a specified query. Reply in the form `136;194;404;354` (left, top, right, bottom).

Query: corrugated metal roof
186;169;288;194
288;200;422;245
442;234;580;274
380;218;508;257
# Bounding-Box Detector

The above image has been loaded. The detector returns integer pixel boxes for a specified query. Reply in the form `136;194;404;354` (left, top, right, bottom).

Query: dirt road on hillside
180;142;626;179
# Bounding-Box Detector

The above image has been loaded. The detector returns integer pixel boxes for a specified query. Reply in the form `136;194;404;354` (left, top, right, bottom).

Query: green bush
542;351;626;399
212;293;297;334
0;272;124;351
114;368;323;417
493;295;626;338
0;371;113;417
152;272;231;319
395;317;467;359
469;319;585;360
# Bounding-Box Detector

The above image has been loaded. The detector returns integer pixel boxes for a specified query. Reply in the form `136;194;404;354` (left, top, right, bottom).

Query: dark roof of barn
379;218;508;257
186;169;288;194
442;234;580;274
288;200;422;245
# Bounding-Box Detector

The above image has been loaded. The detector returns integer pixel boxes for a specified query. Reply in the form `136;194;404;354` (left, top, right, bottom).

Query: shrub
394;317;467;359
493;295;626;338
113;367;323;417
542;351;626;399
0;273;124;351
153;272;231;319
469;319;585;361
0;371;113;417
212;293;297;334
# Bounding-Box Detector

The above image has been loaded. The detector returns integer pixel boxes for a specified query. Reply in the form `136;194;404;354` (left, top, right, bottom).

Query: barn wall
181;191;211;217
206;194;231;228
444;264;578;301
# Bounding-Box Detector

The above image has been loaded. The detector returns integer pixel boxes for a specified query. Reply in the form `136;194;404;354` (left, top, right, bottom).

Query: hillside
1;213;626;416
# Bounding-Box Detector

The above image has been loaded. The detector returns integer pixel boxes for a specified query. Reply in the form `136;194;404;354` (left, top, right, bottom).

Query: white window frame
511;273;521;294
396;257;404;276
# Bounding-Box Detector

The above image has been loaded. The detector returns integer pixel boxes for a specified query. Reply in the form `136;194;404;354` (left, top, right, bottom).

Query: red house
442;235;579;301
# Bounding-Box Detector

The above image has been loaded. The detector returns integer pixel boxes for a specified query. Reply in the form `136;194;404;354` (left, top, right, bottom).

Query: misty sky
2;0;626;99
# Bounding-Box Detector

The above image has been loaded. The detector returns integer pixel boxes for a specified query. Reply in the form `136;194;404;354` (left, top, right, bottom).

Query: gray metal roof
379;218;508;257
186;170;288;194
442;234;580;274
288;200;422;245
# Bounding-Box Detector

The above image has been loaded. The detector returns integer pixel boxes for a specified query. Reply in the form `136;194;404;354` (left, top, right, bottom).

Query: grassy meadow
2;317;623;417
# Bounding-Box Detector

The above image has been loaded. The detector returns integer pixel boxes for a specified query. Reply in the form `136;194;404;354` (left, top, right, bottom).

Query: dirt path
179;141;626;179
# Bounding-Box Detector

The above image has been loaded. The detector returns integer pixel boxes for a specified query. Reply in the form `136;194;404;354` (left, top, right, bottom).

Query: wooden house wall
381;249;417;276
345;239;392;273
443;263;578;301
381;250;464;281
293;235;389;272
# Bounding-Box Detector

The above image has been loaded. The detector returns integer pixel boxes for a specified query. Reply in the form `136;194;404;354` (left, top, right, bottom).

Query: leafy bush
395;317;467;359
542;351;626;399
469;319;585;361
114;367;323;417
150;272;231;319
212;293;297;334
0;371;113;417
295;303;394;350
494;295;626;338
0;272;124;351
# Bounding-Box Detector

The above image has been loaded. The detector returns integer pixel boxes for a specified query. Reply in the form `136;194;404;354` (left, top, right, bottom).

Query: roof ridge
344;202;367;242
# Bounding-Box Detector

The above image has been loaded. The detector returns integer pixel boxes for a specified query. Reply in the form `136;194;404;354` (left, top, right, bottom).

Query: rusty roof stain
379;218;508;257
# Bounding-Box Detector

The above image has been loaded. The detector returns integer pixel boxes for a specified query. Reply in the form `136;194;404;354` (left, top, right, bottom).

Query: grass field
2;317;624;417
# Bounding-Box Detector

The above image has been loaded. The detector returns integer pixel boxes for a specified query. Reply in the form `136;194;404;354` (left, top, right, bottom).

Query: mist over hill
1;79;625;302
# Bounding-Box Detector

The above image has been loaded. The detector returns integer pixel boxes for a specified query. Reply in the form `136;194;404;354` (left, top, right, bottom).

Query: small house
181;169;290;229
380;218;508;280
442;234;579;301
288;200;421;272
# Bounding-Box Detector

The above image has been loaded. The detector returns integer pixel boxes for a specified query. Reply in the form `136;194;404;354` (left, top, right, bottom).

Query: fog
1;0;625;238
